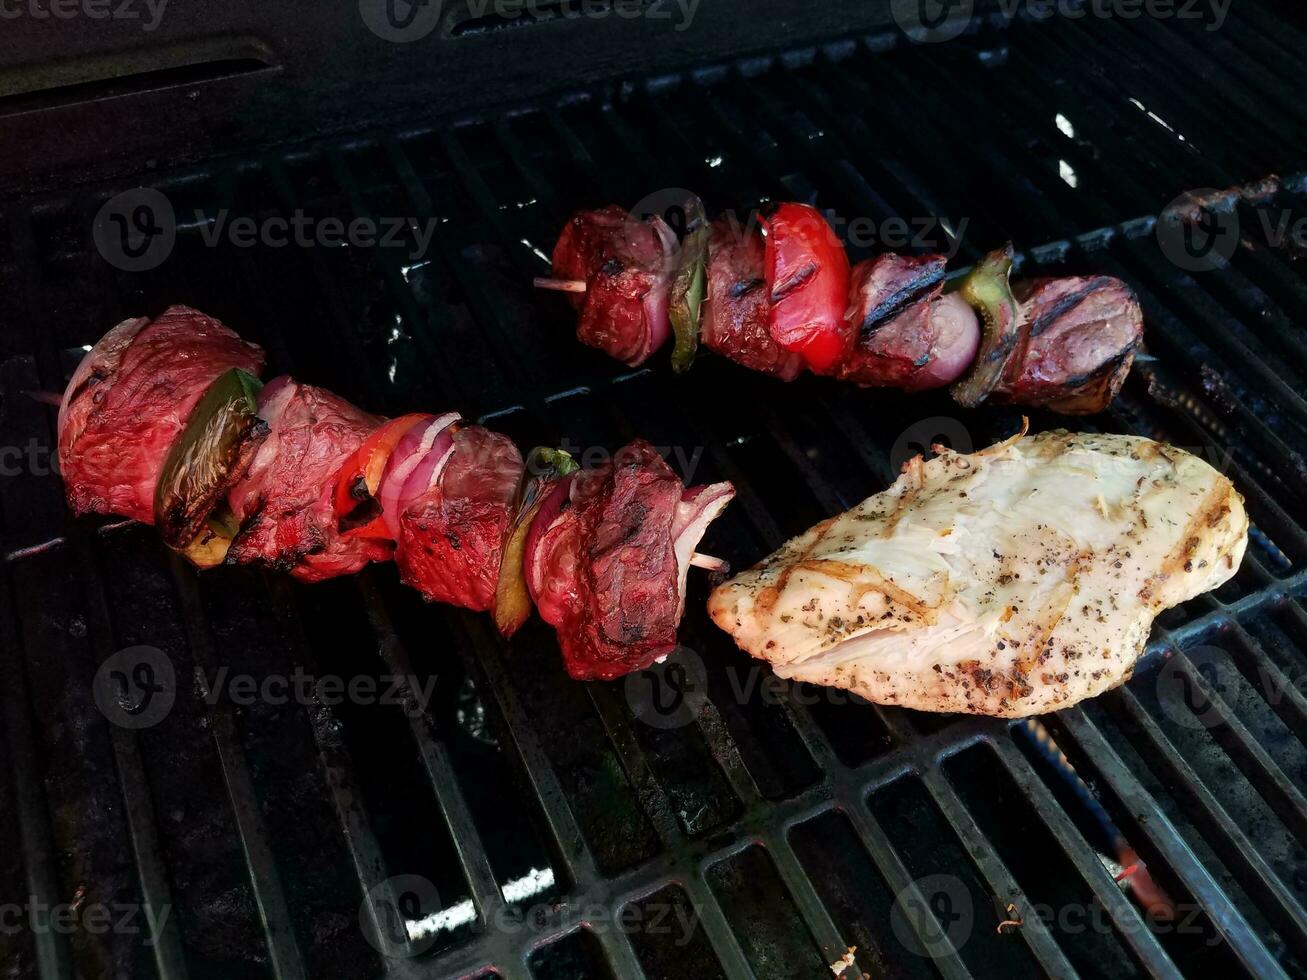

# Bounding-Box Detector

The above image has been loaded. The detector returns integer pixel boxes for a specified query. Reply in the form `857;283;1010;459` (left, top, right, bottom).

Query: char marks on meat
551;205;675;367
701;217;805;381
226;379;391;582
994;276;1144;414
396;426;523;611
57;305;265;523
838;254;979;391
527;441;695;680
988;277;1144;415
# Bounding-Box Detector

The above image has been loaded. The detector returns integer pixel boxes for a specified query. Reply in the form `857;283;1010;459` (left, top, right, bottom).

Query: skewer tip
24;390;63;407
689;552;727;573
534;277;588;294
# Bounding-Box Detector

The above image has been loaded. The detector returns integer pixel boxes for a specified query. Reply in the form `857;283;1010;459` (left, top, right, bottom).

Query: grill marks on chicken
708;429;1248;717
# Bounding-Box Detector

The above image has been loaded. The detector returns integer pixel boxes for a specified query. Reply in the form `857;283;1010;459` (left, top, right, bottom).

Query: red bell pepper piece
761;203;852;373
332;413;430;539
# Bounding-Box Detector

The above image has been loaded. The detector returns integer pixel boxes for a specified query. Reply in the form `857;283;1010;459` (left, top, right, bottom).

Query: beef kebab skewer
53;306;735;681
535;197;1144;416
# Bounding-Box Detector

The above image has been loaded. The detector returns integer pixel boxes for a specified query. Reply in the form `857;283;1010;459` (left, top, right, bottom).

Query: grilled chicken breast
708;428;1247;717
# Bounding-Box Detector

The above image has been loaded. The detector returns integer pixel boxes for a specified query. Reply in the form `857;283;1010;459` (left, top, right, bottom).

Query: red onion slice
376;412;460;538
523;474;577;610
398;423;460;505
670;482;736;618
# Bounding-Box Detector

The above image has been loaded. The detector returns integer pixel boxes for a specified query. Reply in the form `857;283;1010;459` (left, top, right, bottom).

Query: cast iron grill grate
2;7;1306;979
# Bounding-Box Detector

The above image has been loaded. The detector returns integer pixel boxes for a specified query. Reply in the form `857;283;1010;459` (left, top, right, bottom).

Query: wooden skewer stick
689;552;727;573
533;277;588;294
24;390;63;406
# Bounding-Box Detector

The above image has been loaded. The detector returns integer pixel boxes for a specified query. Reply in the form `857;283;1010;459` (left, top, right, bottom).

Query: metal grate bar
255;577;442;978
353;574;506;921
1110;683;1307;956
1229;619;1307;734
1164;641;1307;845
165;562;310;980
1057;705;1289;977
989;737;1183;978
678;875;756;980
0;562;76;980
318;149;474;410
760;828;872;978
1126;15;1307;140
70;539;190;980
921;770;1080;976
3;209;85;980
261;155;389;411
381;140;537;399
583;684;687;849
841;799;975;980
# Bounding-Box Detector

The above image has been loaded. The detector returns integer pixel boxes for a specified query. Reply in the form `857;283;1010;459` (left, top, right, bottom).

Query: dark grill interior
3;5;1307;979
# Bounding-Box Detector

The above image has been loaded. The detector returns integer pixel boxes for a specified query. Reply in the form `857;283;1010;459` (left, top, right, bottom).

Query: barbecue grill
3;1;1307;977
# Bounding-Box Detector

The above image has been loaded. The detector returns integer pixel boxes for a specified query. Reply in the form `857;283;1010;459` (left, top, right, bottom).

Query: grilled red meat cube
57;306;265;523
395;426;523;611
526;440;734;680
994;276;1144;414
701;217;804;381
226;378;391;582
838;254;980;391
551;205;676;367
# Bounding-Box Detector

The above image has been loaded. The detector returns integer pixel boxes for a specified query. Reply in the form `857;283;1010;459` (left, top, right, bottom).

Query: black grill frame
3;6;1307;979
